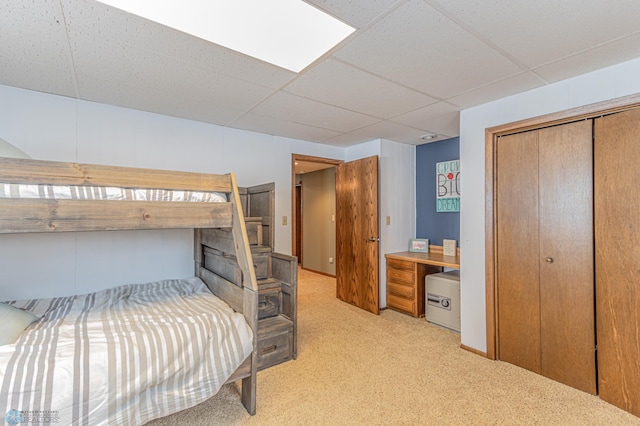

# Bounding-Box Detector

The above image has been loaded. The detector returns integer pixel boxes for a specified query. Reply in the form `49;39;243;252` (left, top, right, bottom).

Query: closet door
496;131;541;374
496;120;595;394
595;108;640;416
538;121;595;394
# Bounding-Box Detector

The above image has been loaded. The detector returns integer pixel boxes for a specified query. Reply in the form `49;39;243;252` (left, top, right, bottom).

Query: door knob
545;257;554;263
365;237;380;242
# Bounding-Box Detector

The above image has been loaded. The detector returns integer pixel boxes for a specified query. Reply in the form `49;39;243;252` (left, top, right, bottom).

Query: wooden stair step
258;314;293;337
257;277;282;290
250;245;272;254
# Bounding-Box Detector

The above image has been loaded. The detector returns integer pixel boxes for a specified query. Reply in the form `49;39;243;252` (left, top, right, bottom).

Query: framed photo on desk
409;238;429;253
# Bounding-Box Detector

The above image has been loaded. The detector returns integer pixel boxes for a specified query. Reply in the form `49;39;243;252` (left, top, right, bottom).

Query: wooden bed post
241;288;258;415
194;229;203;278
228;173;259;415
228;173;258;292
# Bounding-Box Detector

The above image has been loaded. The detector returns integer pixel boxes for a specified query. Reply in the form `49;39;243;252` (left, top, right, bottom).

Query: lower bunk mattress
0;277;253;425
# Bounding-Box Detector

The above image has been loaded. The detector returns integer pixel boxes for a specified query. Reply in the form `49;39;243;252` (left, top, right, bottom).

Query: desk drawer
388;282;414;299
388;294;415;315
387;258;414;271
387;267;414;285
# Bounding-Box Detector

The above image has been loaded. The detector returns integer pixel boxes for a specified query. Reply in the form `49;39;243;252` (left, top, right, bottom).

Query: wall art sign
436;159;460;212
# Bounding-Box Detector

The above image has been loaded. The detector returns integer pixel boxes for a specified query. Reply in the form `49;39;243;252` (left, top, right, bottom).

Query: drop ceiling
2;0;640;147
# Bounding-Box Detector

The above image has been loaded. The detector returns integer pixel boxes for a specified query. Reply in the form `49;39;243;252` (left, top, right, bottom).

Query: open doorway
292;153;380;314
291;154;342;276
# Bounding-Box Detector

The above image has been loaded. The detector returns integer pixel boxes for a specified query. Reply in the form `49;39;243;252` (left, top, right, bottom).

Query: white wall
0;85;419;309
344;139;380;162
300;167;336;275
380;139;416;308
0;84;343;299
459;57;640;353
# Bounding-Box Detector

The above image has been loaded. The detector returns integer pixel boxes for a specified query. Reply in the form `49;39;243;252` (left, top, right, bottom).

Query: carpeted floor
148;269;640;425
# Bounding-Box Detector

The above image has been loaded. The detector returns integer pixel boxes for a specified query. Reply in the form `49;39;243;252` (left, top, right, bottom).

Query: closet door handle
365;237;380;242
544;257;554;264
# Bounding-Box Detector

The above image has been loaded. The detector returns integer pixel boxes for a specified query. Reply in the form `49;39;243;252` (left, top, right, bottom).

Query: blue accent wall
416;137;460;245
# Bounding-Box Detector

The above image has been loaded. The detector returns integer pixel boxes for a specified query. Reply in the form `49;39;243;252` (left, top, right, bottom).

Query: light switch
282;216;288;225
331;214;335;222
386;216;391;225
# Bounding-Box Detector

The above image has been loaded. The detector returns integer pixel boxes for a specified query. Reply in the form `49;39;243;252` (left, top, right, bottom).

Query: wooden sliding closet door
496;120;596;394
496;130;541;374
595;108;640;417
538;122;595;394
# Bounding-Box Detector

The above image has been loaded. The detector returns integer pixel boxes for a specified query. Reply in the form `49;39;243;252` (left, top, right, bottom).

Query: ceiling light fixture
420;133;438;141
96;0;355;73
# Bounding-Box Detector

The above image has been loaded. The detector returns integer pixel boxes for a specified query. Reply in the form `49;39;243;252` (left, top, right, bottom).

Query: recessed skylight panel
96;0;355;72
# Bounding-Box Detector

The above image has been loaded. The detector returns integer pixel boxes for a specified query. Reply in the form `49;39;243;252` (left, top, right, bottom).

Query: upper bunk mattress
0;183;227;203
0;277;252;425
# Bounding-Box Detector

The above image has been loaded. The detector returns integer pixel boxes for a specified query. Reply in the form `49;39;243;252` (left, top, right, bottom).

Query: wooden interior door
336;156;379;314
496;130;541;374
496;121;596;394
538;121;596;394
595;108;640;416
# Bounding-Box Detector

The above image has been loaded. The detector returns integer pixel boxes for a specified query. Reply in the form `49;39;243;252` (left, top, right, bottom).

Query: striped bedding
0;278;252;425
0;183;227;203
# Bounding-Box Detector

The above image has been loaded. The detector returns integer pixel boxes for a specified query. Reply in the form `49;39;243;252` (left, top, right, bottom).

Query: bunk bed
0;157;260;424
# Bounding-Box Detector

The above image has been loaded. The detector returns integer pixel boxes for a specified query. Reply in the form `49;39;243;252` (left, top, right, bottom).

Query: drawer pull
259;299;277;307
260;345;277;355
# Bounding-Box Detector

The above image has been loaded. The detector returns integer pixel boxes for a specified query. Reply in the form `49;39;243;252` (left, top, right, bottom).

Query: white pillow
0;303;39;345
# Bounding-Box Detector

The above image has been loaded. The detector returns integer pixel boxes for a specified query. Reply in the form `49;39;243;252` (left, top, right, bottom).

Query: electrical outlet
329;257;334;264
282;216;287;225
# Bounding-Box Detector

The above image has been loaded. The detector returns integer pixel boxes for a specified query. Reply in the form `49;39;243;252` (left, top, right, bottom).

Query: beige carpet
148;269;639;425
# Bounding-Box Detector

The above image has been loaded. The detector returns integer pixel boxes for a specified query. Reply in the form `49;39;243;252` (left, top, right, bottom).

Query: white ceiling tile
4;0;640;147
533;33;640;83
447;72;545;108
0;1;68;69
250;92;380;132
0;0;75;95
231;112;341;143
319;132;376;147
0;56;76;97
70;33;274;125
333;0;523;98
391;102;460;137
428;0;640;68
285;59;437;119
305;0;403;28
350;120;450;145
61;0;296;89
